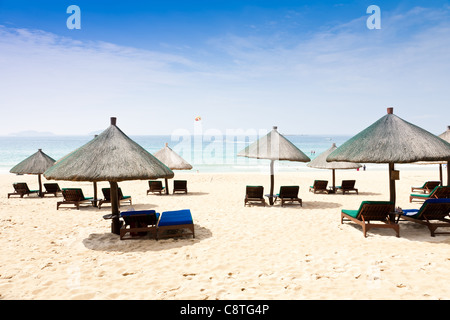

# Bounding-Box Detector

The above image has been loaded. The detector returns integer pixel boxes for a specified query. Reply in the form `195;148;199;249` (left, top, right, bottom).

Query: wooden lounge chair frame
173;180;188;194
98;187;132;209
120;210;158;240
409;186;450;203
7;182;39;198
156;209;195;240
309;180;329;194
336;180;358;195
43;183;62;197
341;201;398;237
244;186;266;207
147;180;165;195
411;181;441;194
397;199;450;237
57;188;93;210
275;186;302;207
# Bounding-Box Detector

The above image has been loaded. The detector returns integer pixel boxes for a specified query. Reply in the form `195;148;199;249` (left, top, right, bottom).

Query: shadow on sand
82;224;212;253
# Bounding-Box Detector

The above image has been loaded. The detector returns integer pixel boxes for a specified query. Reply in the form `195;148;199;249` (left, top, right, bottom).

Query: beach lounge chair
336;180;358;195
43;183;62;197
341;201;398;237
275;186;302;207
244;186;266;206
156;209;195;240
411;181;441;194
397;199;450;237
7;182;39;198
409;186;450;203
147;180;165;195
173;180;188;194
98;187;132;209
309;180;329;194
120;210;159;240
57;188;94;210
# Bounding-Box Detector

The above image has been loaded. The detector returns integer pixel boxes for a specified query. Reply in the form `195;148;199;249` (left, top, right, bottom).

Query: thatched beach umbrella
154;143;193;194
307;143;361;190
237;126;311;205
44;117;174;234
327;108;450;205
10;149;56;197
439;126;450;185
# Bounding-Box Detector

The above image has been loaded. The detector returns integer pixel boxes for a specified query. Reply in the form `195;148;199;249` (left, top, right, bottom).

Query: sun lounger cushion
158;209;193;226
341;209;359;218
121;210;158;218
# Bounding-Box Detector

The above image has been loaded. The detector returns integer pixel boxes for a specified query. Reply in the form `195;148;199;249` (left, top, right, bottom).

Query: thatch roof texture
307;143;361;170
44;118;174;182
154;143;193;170
327;109;450;164
439;126;450;142
237;126;311;162
10;149;56;174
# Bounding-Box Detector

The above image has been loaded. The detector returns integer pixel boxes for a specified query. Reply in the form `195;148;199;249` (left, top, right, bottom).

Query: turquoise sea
0;134;353;174
0;134;439;174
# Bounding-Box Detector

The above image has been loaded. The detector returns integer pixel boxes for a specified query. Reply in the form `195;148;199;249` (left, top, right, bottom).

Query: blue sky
0;1;449;136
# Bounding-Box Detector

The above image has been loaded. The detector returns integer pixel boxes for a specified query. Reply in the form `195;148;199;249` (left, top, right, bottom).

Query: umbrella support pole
38;174;43;198
389;163;396;205
269;160;275;205
447;161;450;186
110;181;122;235
165;178;169;194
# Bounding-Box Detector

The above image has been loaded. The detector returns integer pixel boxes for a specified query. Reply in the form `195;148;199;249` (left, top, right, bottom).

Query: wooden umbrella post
389;163;397;205
269;160;275;205
109;181;121;235
165;178;169;194
38;173;43;197
447;161;450;186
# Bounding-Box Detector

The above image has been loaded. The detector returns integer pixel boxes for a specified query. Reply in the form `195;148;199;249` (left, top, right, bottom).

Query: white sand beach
0;168;449;300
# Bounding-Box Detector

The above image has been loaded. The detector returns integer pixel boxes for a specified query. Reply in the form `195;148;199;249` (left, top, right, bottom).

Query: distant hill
9;130;56;137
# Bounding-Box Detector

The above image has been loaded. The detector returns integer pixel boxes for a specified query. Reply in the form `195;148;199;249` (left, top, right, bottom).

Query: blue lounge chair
157;209;195;240
397;198;450;237
120;210;159;240
341;201;398;237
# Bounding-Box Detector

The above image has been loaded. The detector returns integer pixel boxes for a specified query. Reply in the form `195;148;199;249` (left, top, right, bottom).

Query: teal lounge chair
7;182;39;198
411;181;441;194
98;187;132;209
341;201;398;237
309;180;329;194
147;180;165;195
244;186;266;207
409;186;450;203
336;180;358;195
57;188;93;210
275;186;302;207
397;199;450;237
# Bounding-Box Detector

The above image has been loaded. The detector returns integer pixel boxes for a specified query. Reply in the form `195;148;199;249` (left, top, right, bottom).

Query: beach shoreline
1;170;449;300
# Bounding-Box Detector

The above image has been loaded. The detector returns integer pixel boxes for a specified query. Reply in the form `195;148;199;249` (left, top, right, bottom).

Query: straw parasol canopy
327;108;450;204
414;126;450;185
439;126;450;185
307;143;361;190
154;142;193;194
10;149;56;197
45;117;174;234
237;126;311;205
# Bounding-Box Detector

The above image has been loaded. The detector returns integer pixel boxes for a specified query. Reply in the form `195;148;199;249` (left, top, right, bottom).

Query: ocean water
0;134;439;174
0;134;352;173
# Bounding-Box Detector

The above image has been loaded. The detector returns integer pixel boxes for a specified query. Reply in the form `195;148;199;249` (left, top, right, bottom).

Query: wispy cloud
0;5;449;135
